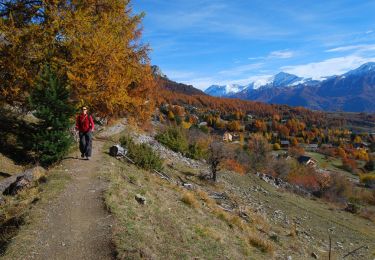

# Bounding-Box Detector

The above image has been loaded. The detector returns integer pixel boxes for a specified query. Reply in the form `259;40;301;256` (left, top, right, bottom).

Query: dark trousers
79;131;92;157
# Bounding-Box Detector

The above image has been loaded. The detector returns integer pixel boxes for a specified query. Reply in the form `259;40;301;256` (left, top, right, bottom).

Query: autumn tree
208;141;227;182
1;0;153;119
247;134;271;171
0;0;66;104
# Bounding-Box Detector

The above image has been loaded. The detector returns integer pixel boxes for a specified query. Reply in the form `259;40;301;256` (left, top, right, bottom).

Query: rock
3;175;33;195
344;203;359;214
182;183;193;190
109;145;127;157
0;196;5;205
135;194;146;205
0;167;46;195
311;252;318;259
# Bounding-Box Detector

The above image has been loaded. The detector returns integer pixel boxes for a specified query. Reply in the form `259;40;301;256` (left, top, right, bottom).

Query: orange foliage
222;159;246;175
342;157;357;172
1;0;153;119
287;169;320;191
227;120;242;131
254;120;267;132
288;146;305;157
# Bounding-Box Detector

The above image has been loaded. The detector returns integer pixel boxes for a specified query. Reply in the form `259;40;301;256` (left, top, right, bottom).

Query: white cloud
281;55;375;79
268;50;294;59
326;44;375;53
218;63;264;76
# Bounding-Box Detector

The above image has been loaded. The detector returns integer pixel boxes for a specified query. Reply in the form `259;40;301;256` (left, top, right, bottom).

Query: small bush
359;174;375;188
248;233;274;254
120;136;163;171
222;159;246;175
287;165;320;192
187;143;207;160
342;157;357;173
156;126;209;160
273;143;281;150
155;127;189;154
322;173;353;203
181;191;200;208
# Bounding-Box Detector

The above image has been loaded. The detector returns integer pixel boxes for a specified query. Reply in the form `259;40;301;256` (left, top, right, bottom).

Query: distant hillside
152;65;207;96
157;77;207;96
205;62;375;113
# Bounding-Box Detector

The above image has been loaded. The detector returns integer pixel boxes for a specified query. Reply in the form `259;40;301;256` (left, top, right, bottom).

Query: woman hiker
75;106;95;160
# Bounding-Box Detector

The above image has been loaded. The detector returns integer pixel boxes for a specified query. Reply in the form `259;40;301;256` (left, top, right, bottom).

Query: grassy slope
103;135;375;259
222;172;375;259
102;151;271;259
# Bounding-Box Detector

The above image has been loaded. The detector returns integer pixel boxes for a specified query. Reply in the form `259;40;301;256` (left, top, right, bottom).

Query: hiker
75;106;95;160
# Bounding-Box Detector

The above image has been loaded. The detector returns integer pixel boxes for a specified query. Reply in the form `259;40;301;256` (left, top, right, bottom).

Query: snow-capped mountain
204;84;249;97
263;72;303;88
204;72;315;96
204;62;375;112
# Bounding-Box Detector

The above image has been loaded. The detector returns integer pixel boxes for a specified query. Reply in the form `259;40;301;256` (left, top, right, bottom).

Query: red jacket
76;114;95;133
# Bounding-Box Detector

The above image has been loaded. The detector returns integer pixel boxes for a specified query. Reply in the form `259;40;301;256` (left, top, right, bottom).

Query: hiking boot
81;153;85;158
86;156;91;160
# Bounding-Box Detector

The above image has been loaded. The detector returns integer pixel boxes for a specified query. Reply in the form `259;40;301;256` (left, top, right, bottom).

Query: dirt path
11;140;114;260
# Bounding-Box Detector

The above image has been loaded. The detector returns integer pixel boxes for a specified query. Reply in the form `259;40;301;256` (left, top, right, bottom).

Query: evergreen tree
29;65;75;166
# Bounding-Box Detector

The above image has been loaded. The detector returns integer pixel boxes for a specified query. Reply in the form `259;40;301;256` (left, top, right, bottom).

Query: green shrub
155;127;189;154
187;143;207;160
359;174;375;188
120;136;163;171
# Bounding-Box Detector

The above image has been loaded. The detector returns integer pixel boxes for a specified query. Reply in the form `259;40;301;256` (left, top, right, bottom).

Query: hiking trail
8;140;114;260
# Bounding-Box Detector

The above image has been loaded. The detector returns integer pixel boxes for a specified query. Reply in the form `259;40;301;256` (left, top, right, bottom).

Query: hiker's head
81;106;88;115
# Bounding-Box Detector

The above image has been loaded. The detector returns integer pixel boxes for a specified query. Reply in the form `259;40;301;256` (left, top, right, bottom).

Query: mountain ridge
204;62;375;112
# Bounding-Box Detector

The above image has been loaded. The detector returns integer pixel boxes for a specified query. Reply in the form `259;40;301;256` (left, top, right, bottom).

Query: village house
354;142;369;150
223;132;233;142
280;140;290;148
297;156;318;167
198;122;208;127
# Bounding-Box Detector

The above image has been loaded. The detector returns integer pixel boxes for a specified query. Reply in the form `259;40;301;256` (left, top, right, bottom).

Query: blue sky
132;0;375;90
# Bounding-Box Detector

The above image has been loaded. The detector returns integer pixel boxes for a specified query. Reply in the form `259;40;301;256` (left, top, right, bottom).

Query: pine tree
29;65;75;166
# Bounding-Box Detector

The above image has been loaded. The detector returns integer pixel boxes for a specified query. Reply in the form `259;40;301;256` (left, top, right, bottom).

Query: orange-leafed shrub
342;157;357;173
288;146;305;158
337;147;347;158
222;159;246;175
287;171;320;191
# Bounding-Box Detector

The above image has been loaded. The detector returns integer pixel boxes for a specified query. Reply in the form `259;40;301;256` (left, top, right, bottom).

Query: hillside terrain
0;118;374;259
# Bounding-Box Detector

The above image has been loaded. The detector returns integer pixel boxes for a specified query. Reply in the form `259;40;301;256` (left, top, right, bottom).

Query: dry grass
0;154;24;180
288;222;297;238
103;152;272;259
1;167;70;256
196;189;216;208
181;191;200;208
194;224;223;242
248;233;275;254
